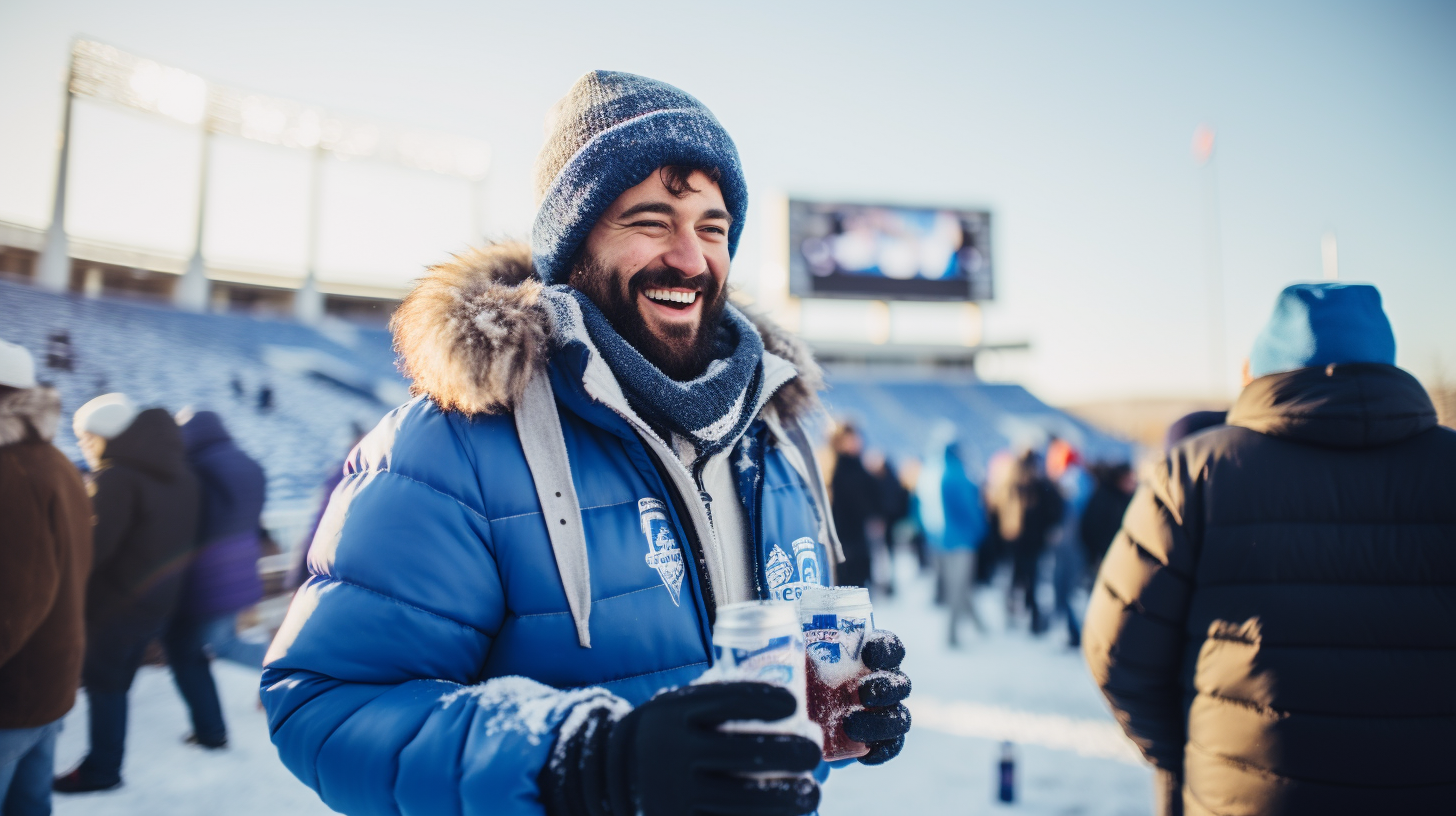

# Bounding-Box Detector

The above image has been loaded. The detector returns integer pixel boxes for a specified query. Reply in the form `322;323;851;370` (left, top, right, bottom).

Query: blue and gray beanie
1248;282;1396;378
531;71;748;286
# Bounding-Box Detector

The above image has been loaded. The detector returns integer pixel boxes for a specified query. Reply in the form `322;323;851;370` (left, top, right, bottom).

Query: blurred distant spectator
1085;283;1456;815
0;341;92;816
894;458;932;572
287;464;346;593
864;449;910;597
1047;439;1093;648
1080;463;1136;570
1433;380;1456;428
54;395;200;794
230;374;245;400
161;409;269;752
287;424;370;592
872;454;911;532
988;449;1063;634
1162;410;1226;450
973;449;1014;585
44;331;72;372
828;423;879;588
175;409;268;665
257;384;274;412
928;440;988;646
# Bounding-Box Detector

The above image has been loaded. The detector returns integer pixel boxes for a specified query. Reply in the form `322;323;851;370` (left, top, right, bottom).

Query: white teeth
645;289;697;305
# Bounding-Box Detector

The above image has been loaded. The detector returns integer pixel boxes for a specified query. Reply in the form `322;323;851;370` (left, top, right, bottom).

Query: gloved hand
842;630;912;765
540;681;822;816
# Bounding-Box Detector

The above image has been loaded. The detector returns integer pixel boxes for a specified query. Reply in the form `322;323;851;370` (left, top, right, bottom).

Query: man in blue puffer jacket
262;71;913;816
935;440;988;647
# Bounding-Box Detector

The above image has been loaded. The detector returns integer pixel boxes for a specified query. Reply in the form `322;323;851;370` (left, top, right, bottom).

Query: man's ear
1240;358;1253;388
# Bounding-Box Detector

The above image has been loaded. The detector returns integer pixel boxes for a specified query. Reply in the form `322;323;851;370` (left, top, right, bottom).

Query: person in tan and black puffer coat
1084;283;1456;816
0;340;92;814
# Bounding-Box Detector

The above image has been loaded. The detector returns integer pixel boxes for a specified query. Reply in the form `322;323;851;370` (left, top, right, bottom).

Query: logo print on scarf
639;498;684;606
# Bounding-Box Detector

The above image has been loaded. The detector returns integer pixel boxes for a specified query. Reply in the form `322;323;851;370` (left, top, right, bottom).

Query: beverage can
695;600;821;746
798;585;875;761
998;741;1017;803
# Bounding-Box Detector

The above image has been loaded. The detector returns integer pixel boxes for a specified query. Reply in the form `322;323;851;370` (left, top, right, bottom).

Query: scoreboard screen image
788;199;993;302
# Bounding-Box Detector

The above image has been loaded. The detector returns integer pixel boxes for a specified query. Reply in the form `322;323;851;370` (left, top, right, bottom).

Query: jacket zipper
753;444;767;600
580;366;788;628
692;458;713;533
600;401;724;594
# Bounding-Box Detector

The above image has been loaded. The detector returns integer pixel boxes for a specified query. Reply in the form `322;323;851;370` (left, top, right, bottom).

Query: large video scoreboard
787;199;993;302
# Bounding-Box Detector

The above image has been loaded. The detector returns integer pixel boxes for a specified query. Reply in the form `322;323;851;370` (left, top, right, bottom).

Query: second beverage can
798;585;875;761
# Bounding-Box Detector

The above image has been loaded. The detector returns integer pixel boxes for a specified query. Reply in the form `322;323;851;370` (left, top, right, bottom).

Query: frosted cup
693;601;823;753
798;586;875;761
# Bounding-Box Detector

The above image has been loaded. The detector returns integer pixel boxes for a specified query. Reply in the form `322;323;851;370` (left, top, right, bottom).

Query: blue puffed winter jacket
940;446;987;552
261;243;837;816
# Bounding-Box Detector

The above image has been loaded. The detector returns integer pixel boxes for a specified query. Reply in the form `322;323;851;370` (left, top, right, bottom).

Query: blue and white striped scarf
557;287;764;459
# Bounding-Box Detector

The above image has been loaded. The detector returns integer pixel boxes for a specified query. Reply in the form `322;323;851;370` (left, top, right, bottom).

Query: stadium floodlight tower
38;40;491;321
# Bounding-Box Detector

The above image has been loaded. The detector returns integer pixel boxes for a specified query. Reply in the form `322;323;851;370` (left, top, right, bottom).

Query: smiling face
568;167;732;381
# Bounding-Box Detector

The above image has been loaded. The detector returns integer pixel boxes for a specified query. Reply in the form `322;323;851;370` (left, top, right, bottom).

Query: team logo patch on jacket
765;545;794;589
794;537;821;585
639;498;684;606
766;536;823;601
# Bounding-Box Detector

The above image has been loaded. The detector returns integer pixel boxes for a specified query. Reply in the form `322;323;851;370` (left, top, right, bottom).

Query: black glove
842;630;912;765
540;681;822;816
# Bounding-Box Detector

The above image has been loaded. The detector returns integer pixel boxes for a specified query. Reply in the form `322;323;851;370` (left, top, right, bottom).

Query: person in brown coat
0;340;93;815
1083;284;1456;816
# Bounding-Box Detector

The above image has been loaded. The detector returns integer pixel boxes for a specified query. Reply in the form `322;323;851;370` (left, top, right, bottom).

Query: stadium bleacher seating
0;280;404;515
821;370;1130;471
1;279;1131;534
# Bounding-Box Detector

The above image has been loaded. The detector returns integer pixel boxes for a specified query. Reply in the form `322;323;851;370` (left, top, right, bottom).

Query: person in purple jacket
166;408;267;749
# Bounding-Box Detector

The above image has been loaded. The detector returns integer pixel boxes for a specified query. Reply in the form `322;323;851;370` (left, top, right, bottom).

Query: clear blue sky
1;0;1452;404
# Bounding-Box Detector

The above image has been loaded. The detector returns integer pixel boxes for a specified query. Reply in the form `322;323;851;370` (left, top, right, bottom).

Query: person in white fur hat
72;393;138;469
0;340;93;815
54;393;199;794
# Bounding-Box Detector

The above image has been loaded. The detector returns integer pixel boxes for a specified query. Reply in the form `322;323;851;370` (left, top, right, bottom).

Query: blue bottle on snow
997;741;1016;803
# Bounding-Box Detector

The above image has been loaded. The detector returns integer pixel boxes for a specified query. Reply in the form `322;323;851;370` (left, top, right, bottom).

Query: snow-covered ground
52;661;331;816
52;561;1153;816
820;562;1154;815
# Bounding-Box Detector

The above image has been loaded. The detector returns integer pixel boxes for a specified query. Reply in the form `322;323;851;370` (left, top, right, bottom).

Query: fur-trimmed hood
0;385;61;447
391;241;823;420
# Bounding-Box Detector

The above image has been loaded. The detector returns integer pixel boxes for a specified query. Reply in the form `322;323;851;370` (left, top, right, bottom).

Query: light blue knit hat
531;71;748;286
1248;282;1396;378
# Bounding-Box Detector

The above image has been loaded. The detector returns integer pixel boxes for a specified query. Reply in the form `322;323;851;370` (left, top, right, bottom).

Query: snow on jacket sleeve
260;400;624;816
1081;456;1200;771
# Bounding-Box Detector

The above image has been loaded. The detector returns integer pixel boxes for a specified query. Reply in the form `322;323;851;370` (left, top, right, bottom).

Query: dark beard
568;253;727;381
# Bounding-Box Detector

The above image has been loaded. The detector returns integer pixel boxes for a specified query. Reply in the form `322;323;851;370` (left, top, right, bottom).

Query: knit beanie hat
1248;282;1396;378
0;340;37;389
74;393;139;440
531;71;748;286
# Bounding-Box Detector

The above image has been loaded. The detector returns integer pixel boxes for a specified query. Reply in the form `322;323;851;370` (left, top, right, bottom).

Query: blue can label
802;612;869;664
712;633;801;686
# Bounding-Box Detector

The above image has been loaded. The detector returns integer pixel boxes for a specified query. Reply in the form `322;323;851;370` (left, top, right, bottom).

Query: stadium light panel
68;40;490;181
